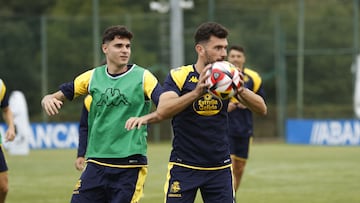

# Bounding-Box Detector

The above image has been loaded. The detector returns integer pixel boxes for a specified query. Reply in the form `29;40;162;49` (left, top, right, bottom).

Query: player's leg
229;136;251;192
0;145;9;203
164;163;199;203
107;166;148;203
0;172;8;203
231;156;246;192
200;167;234;203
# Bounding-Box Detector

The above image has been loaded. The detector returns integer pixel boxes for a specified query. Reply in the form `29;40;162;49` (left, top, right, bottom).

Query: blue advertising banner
0;122;79;149
286;119;360;145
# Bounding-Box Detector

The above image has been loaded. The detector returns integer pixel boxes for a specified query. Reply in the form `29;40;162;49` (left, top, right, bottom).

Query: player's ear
195;44;205;56
102;43;108;54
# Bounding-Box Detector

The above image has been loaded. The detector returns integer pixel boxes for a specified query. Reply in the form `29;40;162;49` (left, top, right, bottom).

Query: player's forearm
44;91;67;102
144;111;164;124
2;107;15;130
237;88;267;115
157;90;201;119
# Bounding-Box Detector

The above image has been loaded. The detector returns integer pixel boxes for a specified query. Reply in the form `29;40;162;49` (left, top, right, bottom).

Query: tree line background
0;0;357;139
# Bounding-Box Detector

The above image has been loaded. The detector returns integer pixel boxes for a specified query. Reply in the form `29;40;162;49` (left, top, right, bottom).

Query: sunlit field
5;142;360;203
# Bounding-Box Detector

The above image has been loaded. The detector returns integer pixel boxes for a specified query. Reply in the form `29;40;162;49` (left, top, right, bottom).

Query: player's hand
75;157;86;171
236;71;245;94
194;64;211;96
5;126;15;142
41;95;63;116
125;116;147;130
125;111;162;130
228;102;237;112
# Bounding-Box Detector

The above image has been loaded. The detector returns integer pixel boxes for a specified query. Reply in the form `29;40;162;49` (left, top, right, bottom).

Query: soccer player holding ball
126;22;267;203
227;45;267;198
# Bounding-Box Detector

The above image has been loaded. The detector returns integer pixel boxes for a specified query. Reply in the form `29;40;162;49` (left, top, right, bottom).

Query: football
206;61;241;100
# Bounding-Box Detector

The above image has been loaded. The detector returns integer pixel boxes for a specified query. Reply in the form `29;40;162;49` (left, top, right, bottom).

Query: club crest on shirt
193;93;222;116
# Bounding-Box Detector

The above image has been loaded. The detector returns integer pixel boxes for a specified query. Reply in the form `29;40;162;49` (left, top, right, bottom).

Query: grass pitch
5;142;360;203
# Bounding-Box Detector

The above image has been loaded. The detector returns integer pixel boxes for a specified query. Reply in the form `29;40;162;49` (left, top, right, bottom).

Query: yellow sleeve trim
143;69;159;99
74;69;94;98
244;68;262;93
84;95;92;111
0;79;5;102
170;65;194;91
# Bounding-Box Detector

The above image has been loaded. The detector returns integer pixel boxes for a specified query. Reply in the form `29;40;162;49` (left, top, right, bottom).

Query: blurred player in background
227;45;266;195
74;95;91;171
126;22;267;203
0;79;16;203
41;25;163;203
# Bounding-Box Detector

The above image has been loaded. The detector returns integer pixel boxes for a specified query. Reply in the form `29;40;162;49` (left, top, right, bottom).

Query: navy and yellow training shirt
163;65;232;169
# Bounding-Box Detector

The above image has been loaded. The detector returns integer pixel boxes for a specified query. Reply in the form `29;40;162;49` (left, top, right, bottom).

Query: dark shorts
0;145;8;172
71;162;147;203
228;136;252;159
164;163;234;203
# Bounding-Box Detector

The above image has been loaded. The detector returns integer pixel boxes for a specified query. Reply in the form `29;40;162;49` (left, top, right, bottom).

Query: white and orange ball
206;61;241;100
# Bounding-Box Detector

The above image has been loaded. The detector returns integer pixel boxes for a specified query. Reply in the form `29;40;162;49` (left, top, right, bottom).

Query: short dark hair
102;25;133;44
229;45;245;53
194;22;228;44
